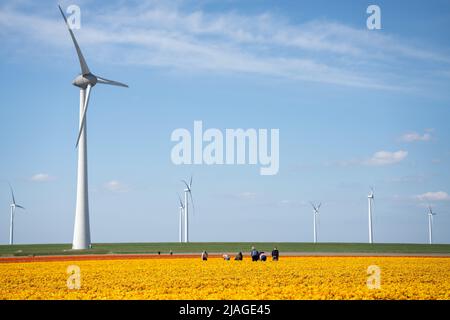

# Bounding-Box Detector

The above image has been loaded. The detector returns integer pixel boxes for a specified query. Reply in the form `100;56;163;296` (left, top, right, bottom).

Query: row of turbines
178;177;194;243
2;7;441;247
4;183;440;245
309;187;438;245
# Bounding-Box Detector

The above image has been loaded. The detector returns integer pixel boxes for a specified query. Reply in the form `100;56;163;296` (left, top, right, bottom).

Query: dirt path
1;252;449;263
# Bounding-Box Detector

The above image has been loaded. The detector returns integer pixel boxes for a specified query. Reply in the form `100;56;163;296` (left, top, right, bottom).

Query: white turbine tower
427;205;437;244
310;202;321;243
58;6;128;249
8;183;25;245
368;187;375;244
178;194;185;243
181;177;194;243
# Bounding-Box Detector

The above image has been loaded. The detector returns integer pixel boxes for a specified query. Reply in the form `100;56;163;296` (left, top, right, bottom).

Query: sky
0;0;449;245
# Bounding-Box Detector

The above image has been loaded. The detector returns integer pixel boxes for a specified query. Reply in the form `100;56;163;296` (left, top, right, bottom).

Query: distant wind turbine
181;177;194;243
310;202;321;243
178;194;185;243
368;187;375;244
427;205;437;244
8;183;25;245
58;6;128;249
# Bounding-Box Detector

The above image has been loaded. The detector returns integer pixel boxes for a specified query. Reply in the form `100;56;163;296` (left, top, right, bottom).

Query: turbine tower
310;202;321;243
178;194;185;243
8;183;25;245
58;6;128;249
368;187;374;244
181;177;194;243
427;205;437;244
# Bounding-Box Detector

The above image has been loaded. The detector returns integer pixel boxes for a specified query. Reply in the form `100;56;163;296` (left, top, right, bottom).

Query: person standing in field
272;247;279;261
250;246;259;262
235;251;243;261
259;252;267;261
201;250;208;261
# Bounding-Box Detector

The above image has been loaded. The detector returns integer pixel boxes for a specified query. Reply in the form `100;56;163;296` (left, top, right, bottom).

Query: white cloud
364;150;408;166
389;175;427;183
238;192;257;200
30;173;54;182
104;180;129;193
415;191;450;202
400;131;432;142
0;1;448;90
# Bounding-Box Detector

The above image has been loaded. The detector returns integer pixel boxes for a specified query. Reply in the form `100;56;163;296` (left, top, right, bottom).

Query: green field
1;242;450;257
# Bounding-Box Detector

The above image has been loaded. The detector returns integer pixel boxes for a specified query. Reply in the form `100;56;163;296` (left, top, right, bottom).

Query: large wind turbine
58;6;128;249
368;187;374;244
178;194;185;243
8;184;25;245
310;202;321;243
181;177;194;243
427;205;437;244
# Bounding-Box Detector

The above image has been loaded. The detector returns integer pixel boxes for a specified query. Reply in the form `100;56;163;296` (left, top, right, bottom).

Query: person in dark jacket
235;251;243;261
272;247;279;261
259;252;267;261
250;246;259;261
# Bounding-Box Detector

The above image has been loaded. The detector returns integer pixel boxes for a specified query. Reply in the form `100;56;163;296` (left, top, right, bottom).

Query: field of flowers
1;257;449;300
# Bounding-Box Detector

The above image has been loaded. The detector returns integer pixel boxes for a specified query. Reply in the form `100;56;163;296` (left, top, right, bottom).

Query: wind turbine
310;202;321;243
181;177;194;243
427;205;437;244
58;6;128;249
8;183;25;245
178;194;185;243
368;187;374;244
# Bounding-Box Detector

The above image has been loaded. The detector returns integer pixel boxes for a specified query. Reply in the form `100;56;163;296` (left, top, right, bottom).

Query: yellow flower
0;257;449;300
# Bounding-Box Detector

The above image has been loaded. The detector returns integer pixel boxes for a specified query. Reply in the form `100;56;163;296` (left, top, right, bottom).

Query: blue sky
0;0;449;244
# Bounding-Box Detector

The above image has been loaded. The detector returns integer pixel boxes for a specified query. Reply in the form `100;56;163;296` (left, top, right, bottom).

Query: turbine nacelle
73;73;98;88
428;205;437;216
178;194;185;209
368;186;374;199
182;176;193;193
310;202;321;214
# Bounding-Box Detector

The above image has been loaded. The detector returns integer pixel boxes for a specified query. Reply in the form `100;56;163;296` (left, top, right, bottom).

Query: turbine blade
75;84;92;148
97;76;129;88
177;193;184;208
58;5;90;75
189;175;193;189
181;180;190;190
8;182;16;205
15;205;25;210
317;203;322;210
189;191;195;216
